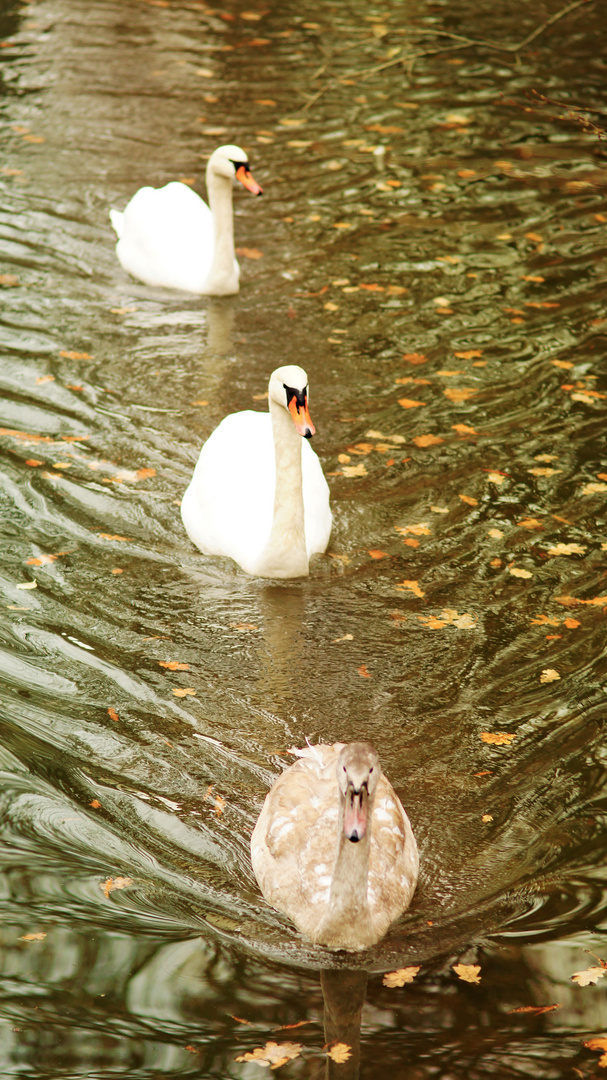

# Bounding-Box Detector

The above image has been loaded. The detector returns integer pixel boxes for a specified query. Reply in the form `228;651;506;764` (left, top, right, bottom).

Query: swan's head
208;144;263;195
268;365;316;439
337;743;381;843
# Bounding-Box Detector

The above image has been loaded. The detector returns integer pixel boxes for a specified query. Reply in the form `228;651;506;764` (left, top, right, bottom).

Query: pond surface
1;0;606;1075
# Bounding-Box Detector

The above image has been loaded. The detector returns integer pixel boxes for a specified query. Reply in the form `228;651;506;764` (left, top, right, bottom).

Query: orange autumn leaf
517;517;544;529
453;423;478;435
25;553;58;566
584;1037;607;1067
368;550;389;559
412;434;443;447
20;932;47;942
453;350;483;359
563;617;580;629
214;795;225;816
25;459;44;466
480;732;516;745
510;1004;562;1015
102;876;133;898
444;387;476;403
359;282;385;291
402;353;427;364
395;524;431;536
35;375;55;385
398;397;426;409
107;707;119;722
158;660;190;671
403;537;419;547
236;1043;302;1068
357;664;372;678
60;350;91;360
97;533;133;542
90;799;101;809
135;467;156;480
235;247;263;259
173;688;196;697
395;580;425;598
459;494;478;506
383;966;421;988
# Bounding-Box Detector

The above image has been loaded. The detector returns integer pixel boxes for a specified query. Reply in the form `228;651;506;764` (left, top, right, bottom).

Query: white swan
181;365;332;578
251;742;419;950
109;144;263;295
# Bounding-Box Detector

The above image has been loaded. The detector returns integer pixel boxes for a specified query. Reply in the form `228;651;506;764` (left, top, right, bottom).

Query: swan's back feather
251;744;419;945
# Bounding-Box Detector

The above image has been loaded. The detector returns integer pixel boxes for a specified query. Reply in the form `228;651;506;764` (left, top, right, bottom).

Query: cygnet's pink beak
343;787;368;842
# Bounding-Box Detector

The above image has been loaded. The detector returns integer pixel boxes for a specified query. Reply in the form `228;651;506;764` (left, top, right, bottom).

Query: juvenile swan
251;743;419;950
181;366;332;579
109;144;263;294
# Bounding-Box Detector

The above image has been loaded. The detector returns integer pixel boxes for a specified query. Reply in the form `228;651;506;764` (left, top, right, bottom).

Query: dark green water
0;0;606;1075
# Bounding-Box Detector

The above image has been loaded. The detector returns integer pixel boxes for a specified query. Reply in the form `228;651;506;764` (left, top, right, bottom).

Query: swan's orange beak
344;787;368;843
288;395;315;439
235;164;263;196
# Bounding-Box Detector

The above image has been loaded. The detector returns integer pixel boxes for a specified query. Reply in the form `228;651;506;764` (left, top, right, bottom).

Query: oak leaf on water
584;1037;607;1067
453;963;481;984
572;966;606;987
327;1043;352;1063
480;732;516;746
383;966;421;988
102;876;132;898
235;1041;302;1068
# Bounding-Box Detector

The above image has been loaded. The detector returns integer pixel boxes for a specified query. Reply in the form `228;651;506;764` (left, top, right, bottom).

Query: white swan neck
252;399;308;578
315;794;375;946
205;164;238;295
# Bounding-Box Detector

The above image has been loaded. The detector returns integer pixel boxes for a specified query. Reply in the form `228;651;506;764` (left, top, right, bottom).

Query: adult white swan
181;365;332;578
251;742;419;950
109;144;263;294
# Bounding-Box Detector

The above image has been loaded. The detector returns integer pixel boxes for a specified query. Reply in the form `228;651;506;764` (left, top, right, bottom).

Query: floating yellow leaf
20;932;46;941
509;567;532;578
235;1041;302;1068
547;543;586;555
102;876;132;899
529;467;561;477
398;397;426;409
158;660;190;670
327;1043;352;1063
395;580;425;598
453;964;481;984
431;505;448;513
453;423;478;435
383;965;421;988
444;387;476;403
368;549;389;559
454;349;483;359
572;967;606;987
395;523;431;536
481;814;494;823
487;528;503;538
341;463;367;477
412;434;444;447
540;668;560;683
173;688;196;697
581;482;607;495
235;247;263;259
486;472;506;485
517;517;543;529
480;732;516;745
459;494;478;506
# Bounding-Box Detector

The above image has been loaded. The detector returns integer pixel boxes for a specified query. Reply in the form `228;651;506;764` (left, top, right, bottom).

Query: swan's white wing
113;182;215;292
181;411;275;573
302;439;332;557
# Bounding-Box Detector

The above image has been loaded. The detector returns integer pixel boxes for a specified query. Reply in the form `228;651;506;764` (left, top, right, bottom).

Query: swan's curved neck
316;794;375;947
205;166;238;295
253;400;309;578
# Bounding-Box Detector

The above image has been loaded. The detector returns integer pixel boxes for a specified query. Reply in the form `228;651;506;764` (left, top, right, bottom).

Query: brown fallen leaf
235;1041;302;1068
102;876;133;898
480;732;516;745
368;550;389;559
453;963;481;984
158;660;190;670
584;1037;607;1067
383;965;421;987
357;664;372;678
509;1004;562;1015
402;353;427;364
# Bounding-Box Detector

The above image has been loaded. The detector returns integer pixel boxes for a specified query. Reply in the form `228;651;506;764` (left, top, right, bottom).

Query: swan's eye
369;767;374;774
